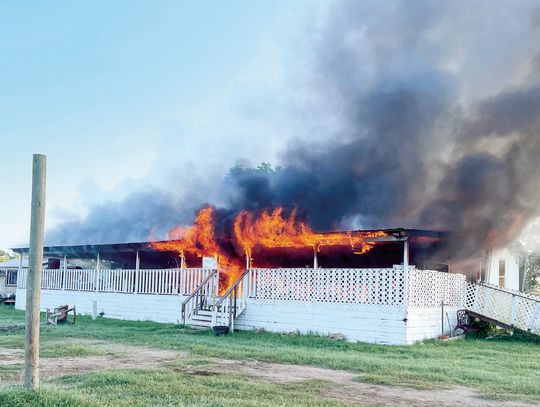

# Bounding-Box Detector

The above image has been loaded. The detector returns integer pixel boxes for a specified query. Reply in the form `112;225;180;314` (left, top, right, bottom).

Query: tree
256;162;282;173
524;253;540;296
225;162;283;181
0;249;18;263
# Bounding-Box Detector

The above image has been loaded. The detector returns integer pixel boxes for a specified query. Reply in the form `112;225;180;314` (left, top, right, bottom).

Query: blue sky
0;1;325;248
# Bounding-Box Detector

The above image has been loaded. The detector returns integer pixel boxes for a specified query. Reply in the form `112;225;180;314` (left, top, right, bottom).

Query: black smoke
47;0;540;259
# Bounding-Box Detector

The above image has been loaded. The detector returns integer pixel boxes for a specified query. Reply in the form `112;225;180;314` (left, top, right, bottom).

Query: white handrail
466;282;540;334
181;270;218;325
212;270;250;331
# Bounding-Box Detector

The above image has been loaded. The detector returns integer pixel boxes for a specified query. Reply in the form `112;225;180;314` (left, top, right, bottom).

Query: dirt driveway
0;339;535;407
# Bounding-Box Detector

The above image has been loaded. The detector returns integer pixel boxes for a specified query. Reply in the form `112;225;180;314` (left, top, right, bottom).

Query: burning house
10;0;540;344
13;206;535;345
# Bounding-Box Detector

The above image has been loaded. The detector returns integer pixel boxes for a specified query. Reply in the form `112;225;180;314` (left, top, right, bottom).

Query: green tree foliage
0;249;18;264
225;162;283;181
256;162;282;173
524;253;540;296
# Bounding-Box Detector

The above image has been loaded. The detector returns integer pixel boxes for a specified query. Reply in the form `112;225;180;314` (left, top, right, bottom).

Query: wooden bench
46;305;76;325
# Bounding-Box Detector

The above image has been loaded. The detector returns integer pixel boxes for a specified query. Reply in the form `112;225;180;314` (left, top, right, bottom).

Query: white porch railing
466;282;540;335
64;269;96;291
248;266;410;307
16;269;27;289
17;268;215;296
18;266;468;309
248;267;466;308
181;270;218;325
407;268;466;308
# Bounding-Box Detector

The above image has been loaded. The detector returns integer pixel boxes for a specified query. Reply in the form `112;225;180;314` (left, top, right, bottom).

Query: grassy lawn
0;369;343;407
1;307;539;405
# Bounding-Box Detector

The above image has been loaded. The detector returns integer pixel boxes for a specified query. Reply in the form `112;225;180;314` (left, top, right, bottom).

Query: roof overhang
11;228;446;257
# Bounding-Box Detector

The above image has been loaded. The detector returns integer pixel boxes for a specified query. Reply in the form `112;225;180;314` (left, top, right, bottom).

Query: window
6;270;18;286
498;260;505;288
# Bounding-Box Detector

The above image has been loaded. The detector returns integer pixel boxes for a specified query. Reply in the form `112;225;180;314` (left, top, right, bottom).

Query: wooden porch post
62;254;66;290
18;253;23;288
245;249;253;270
403;239;409;309
214;254;219;290
95;252;100;292
134;250;140;294
179;251;185;295
245;250;252;298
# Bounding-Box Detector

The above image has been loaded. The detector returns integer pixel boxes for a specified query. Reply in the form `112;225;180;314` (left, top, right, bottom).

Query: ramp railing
466;282;540;335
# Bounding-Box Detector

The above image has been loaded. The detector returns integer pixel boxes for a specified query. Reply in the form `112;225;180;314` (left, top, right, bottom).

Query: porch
15;265;466;345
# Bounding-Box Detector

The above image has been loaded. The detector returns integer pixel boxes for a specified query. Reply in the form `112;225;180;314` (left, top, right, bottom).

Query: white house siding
235;301;407;345
405;307;460;343
0;274;9;296
14;287;461;345
486;248;520;290
15;289;184;324
235;304;462;345
0;274;16;297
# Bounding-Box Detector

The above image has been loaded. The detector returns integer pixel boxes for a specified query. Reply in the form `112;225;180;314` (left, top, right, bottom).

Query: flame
234;207;386;255
152;206;386;293
152;207;219;258
151;207;243;292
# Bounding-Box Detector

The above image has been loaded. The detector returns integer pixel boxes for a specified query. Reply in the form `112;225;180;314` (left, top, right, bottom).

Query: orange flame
151;207;243;292
152;207;219;258
234;207;386;255
152;206;386;292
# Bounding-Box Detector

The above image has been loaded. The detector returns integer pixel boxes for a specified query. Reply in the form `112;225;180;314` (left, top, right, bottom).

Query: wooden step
186;321;212;329
192;316;212;320
195;310;213;316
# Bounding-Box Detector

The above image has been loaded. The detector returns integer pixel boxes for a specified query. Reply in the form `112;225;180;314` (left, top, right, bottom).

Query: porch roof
11;228;445;258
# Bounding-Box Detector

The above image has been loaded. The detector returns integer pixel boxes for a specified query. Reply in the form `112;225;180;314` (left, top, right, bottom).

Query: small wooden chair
454;309;479;337
46;304;76;325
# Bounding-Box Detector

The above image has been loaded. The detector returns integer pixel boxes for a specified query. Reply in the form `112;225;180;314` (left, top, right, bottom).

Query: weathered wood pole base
24;154;47;390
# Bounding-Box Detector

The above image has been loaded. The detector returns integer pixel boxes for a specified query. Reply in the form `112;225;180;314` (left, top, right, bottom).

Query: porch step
186;321;212;329
186;309;213;327
194;310;213;317
182;270;250;331
190;314;212;322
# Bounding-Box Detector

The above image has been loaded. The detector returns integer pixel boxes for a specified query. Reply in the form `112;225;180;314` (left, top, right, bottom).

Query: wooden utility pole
24;154;47;390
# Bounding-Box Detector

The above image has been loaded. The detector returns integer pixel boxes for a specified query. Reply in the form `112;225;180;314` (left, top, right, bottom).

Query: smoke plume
47;0;540;259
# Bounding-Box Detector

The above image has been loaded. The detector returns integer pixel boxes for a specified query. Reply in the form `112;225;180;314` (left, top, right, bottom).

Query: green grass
0;307;25;323
0;368;345;407
0;332;25;348
0;333;103;359
0;307;539;402
40;343;106;358
0;364;23;381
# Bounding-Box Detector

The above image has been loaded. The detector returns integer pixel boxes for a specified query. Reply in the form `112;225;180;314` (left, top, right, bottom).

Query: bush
470;319;497;337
